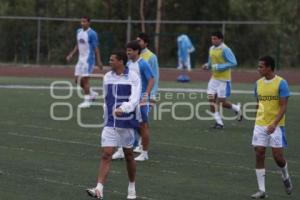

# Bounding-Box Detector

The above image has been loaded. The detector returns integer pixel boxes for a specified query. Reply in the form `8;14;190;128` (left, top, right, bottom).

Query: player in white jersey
66;16;103;108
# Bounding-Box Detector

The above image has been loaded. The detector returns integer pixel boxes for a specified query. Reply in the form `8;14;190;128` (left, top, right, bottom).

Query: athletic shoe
283;177;293;195
112;148;124;160
127;187;137;199
133;145;142;153
236;103;243;121
210;123;224;129
135;153;148;161
78;101;91;108
86;187;103;199
251;190;267;199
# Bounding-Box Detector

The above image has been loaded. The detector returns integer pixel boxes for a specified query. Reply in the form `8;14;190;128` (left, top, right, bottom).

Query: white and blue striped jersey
127;58;154;96
76;28;99;67
103;67;141;129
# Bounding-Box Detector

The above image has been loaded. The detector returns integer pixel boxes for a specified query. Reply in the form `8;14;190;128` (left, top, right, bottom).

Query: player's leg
86;127;118;199
124;148;137;199
270;127;292;194
251;146;268;199
251;125;268;198
207;78;223;128
217;81;242;121
135;105;150;161
121;128;137;199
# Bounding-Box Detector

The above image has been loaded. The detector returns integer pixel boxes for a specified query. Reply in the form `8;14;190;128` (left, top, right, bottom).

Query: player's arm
267;80;290;134
66;45;78;61
212;48;237;71
95;47;103;70
142;63;155;103
148;55;159;95
115;74;141;116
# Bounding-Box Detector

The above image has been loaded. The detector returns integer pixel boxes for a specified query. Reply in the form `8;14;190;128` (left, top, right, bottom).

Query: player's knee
101;151;113;161
123;150;134;161
207;94;215;101
255;150;265;160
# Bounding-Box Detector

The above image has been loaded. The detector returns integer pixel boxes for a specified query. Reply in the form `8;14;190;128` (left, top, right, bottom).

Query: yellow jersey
255;75;290;126
209;43;237;81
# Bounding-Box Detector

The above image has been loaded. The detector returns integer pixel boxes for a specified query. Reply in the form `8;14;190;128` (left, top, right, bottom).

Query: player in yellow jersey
202;31;242;129
251;56;292;199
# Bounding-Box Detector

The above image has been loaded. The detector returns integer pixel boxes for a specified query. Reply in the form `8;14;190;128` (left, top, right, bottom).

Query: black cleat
210;123;224;129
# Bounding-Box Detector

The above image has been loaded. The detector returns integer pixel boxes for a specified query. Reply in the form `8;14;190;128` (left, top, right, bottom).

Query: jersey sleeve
216;47;237;71
279;79;290;97
89;31;99;50
254;82;258;97
141;61;154;81
119;72;141;113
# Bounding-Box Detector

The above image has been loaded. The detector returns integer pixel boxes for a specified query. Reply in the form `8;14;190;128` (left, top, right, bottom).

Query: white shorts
101;127;135;148
74;60;94;77
252;125;288;148
207;78;231;98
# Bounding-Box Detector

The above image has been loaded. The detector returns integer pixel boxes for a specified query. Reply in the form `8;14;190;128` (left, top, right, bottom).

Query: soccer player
86;50;140;200
177;34;195;71
112;41;154;161
66;16;103;108
251;56;292;199
133;32;159;154
202;31;242;129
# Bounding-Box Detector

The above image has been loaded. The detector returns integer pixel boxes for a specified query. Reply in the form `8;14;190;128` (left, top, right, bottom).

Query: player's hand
211;64;218;71
202;64;209;70
114;107;123;117
66;54;73;62
140;93;149;105
266;123;276;134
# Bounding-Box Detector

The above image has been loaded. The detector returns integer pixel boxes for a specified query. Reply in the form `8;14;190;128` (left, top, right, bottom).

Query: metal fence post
222;22;226;40
36;18;41;64
126;16;132;43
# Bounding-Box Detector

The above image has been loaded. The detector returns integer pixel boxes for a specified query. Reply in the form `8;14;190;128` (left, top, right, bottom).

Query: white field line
4;131;300;167
0;84;299;95
0;169;156;200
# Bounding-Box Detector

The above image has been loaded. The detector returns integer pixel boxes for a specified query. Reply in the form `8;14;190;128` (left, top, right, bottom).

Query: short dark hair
126;40;141;54
81;16;91;22
211;31;224;39
111;50;128;65
138;32;150;44
259;56;276;71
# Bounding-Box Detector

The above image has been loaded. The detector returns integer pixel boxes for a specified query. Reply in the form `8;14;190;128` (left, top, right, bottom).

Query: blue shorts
140;104;150;123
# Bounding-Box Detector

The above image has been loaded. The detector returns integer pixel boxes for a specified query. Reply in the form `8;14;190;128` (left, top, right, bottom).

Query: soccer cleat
251;190;267;199
86;187;103;199
78;101;91;108
210;123;224;129
127;187;137;199
235;103;243;121
135;153;148;161
133;145;142;153
283;177;293;195
112;148;125;160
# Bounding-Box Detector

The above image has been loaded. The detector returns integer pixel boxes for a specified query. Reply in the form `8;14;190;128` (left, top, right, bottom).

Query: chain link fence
0;16;295;69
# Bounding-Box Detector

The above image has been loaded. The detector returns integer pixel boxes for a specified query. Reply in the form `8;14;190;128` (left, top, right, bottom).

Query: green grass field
0;77;299;200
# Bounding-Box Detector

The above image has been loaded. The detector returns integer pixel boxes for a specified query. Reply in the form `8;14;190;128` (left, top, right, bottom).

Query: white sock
256;169;266;192
128;182;135;190
90;89;98;96
280;163;290;180
213;112;224;125
96;182;103;191
231;104;240;112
